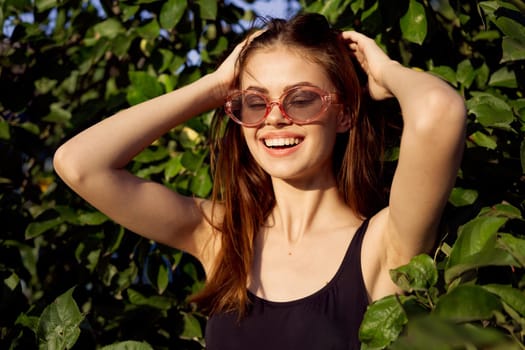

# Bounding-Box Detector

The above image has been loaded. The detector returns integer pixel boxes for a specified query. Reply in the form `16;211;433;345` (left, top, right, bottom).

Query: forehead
240;46;332;92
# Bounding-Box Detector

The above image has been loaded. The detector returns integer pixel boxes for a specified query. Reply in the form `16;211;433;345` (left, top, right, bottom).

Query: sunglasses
224;86;340;127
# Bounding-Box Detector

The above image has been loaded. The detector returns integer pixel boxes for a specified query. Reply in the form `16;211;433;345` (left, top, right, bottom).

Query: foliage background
1;0;524;349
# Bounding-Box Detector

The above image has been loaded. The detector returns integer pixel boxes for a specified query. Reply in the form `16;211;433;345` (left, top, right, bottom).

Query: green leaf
136;163;166;179
429;0;456;19
43;103;72;125
400;0;427;45
54;206;80;225
111;33;133;58
127;289;172;310
190;165;212;197
448;216;507;267
158;49;175;73
35;0;57;12
478;203;523;219
20;121;40;135
521;140;525;174
501;37;525;62
445;243;519;284
0;120;10;140
473;29;501;41
449;187;478;207
127;71;164;105
114;263;138;292
136;19;160;40
77;211;108;225
494;16;525;42
180;312;203;340
498;233;525;267
444;213;520;284
93;18;125;39
483;284;525;317
315;0;347;23
86;249;101;272
134;147;169;163
121;4;139;20
390;254;438;292
165;154;183;180
434;285;501;322
157;74;176;93
35;77;58;94
16;313;40;333
361;1;379;22
478;1;498;20
350;0;365;13
181;150;205;172
179;126;204;148
4;272;20;290
157;262;169;294
430;66;457;86
100;341;154;350
512;99;525;122
384;146;399;162
390;315;517;350
489;66;517;88
457;59;475;88
25;217;63;239
37;287;84;350
197;0;217;20
160;0;187;30
106;226;126;254
207;36;229;58
469;131;497;149
474;63;490;88
359;295;408;349
466;93;514;130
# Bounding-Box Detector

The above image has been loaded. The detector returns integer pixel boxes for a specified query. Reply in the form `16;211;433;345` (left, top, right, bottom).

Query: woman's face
239;45;349;187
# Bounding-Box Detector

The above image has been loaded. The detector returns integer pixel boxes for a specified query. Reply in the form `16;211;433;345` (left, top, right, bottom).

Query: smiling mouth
263;137;303;149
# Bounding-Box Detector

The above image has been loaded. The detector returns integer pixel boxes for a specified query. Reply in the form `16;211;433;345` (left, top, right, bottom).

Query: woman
54;13;466;350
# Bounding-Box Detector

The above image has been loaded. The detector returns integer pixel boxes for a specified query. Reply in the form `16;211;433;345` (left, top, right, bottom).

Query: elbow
53;143;86;187
430;87;466;124
413;86;467;135
439;89;467;126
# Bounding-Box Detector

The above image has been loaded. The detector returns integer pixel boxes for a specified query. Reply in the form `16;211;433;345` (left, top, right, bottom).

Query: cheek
241;128;258;153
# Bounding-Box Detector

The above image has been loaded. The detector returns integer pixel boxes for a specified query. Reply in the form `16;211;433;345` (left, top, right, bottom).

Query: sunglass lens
283;89;323;122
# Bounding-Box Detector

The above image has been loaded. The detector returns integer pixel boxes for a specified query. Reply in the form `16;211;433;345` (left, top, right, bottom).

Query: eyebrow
244;81;319;93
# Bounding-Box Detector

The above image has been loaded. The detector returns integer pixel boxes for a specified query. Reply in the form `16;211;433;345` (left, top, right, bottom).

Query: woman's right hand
211;31;263;100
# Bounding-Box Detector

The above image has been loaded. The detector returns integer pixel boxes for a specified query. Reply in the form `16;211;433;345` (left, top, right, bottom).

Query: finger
341;30;368;44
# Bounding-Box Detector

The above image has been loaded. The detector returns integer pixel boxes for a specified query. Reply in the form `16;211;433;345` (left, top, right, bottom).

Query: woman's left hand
341;31;398;100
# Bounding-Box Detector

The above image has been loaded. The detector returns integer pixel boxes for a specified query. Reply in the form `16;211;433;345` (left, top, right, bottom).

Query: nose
264;101;291;126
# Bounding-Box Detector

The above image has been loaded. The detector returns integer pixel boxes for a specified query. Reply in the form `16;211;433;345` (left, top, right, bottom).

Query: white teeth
264;138;301;147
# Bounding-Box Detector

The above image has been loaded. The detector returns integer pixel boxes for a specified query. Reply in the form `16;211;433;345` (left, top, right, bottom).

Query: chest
248;229;354;302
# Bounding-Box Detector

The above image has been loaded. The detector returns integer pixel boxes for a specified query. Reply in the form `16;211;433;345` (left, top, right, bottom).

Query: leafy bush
0;0;523;349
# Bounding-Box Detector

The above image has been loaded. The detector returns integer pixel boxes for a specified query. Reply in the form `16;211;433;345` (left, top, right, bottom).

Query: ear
336;107;352;133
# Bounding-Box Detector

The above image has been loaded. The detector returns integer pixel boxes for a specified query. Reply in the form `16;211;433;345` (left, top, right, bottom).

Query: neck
267;175;357;244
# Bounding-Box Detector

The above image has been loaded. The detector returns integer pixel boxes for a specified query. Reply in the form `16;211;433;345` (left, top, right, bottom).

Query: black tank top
205;219;370;350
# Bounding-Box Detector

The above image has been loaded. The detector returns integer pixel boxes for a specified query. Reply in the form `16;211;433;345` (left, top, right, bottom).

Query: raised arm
342;31;466;297
53;40;245;271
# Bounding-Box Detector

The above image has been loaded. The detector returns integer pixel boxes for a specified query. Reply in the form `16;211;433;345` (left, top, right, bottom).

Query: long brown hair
191;13;386;316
